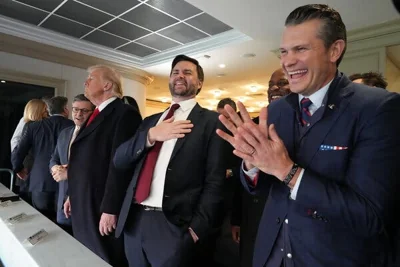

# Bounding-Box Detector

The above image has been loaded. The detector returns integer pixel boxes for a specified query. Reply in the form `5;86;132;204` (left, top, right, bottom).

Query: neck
172;95;195;103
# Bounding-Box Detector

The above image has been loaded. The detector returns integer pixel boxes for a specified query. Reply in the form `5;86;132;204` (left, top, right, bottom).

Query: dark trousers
124;205;195;267
31;191;57;222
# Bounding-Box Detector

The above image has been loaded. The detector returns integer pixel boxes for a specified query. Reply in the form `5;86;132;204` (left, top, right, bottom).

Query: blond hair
23;99;48;123
87;65;123;98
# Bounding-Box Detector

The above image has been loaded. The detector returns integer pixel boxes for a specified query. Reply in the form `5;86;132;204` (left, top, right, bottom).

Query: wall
386;57;400;93
0;51;146;113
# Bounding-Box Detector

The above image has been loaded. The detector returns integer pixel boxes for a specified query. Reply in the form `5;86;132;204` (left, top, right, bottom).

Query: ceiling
0;0;399;112
0;0;233;58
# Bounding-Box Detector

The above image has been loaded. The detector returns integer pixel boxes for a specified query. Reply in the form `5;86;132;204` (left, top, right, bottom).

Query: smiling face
267;69;291;103
71;101;93;127
168;60;202;102
279;19;342;96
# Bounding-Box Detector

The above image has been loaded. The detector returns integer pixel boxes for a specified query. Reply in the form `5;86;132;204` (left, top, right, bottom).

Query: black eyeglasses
72;107;93;114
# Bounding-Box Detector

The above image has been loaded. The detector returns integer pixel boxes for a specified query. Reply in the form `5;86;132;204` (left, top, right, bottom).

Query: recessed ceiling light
0;80;5;83
218;64;226;68
160;97;169;103
213;90;222;97
203;55;211;59
217;73;226;77
242;53;256;58
250;85;258;92
248;107;255;112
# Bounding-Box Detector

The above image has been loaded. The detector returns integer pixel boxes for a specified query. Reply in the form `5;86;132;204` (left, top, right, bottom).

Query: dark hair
47;96;68;115
348;73;363;81
351;71;388;89
73;94;95;109
285;4;347;66
217;98;237;111
122;96;141;114
170;55;204;95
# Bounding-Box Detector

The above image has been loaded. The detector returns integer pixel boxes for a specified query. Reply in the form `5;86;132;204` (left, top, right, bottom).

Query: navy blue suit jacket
242;73;400;267
12;115;74;192
50;125;75;225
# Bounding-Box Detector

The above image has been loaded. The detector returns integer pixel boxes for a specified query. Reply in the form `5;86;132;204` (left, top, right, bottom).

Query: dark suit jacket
11;115;74;192
114;103;227;240
241;73;400;267
67;98;141;263
49;125;75;225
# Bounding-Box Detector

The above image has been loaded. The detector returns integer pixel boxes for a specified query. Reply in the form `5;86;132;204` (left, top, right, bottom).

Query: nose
281;51;297;69
269;85;279;91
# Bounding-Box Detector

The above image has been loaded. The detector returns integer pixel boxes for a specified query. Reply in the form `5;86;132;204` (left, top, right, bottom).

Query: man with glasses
50;94;94;234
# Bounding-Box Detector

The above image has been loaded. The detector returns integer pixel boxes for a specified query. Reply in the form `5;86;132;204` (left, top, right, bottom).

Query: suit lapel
64;127;75;161
170;103;202;161
279;94;298;159
298;75;354;168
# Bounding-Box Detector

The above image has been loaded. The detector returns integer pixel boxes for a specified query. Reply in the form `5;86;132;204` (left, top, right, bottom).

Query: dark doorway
0;79;54;189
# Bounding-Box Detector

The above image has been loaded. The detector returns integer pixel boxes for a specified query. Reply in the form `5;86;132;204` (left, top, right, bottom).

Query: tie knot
170;103;180;112
301;98;312;109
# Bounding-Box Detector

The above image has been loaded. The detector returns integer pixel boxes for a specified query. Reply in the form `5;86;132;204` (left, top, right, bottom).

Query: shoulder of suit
348;83;399;109
59;125;75;135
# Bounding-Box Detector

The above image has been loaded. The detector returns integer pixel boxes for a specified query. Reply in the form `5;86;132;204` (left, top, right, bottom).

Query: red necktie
86;107;99;126
135;104;180;203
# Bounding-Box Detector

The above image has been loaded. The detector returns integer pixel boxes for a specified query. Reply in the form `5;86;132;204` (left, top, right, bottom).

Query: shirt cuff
290;168;305;200
146;135;155;148
242;161;260;186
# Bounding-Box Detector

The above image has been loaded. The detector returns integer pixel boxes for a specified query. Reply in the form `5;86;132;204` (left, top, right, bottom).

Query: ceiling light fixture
242;53;256;58
213;90;222;97
238;96;246;102
218;64;226;68
0;80;5;83
250;85;258;92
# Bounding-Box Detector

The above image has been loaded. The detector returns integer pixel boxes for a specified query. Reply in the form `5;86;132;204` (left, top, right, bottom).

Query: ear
329;39;345;64
196;81;203;95
103;81;112;91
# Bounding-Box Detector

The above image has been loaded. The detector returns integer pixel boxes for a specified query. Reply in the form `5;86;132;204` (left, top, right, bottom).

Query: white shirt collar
97;97;117;112
298;79;333;109
171;98;197;112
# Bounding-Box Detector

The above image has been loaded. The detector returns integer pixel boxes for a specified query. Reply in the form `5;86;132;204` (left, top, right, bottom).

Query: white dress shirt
98;97;117;111
244;79;333;200
10;117;26;151
141;98;197;207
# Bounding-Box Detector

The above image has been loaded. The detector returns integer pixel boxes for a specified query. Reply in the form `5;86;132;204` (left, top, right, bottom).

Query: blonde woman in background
11;99;48;203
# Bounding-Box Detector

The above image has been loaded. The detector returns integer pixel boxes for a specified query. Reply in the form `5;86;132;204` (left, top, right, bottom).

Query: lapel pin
328;104;335;109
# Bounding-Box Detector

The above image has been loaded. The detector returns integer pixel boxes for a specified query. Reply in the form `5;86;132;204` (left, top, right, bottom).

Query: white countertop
0;183;111;267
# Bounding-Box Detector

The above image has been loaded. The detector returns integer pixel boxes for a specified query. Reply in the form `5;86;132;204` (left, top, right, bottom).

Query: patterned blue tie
300;97;312;126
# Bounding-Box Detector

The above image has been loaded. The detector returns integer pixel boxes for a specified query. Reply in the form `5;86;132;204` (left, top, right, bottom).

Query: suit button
136;149;142;155
276;217;280;224
167;168;172;171
253;198;259;203
285;219;288;224
164;195;170;198
287;253;292;259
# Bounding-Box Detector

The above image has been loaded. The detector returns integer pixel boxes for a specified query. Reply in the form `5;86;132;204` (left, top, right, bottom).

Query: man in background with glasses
50;94;94;234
